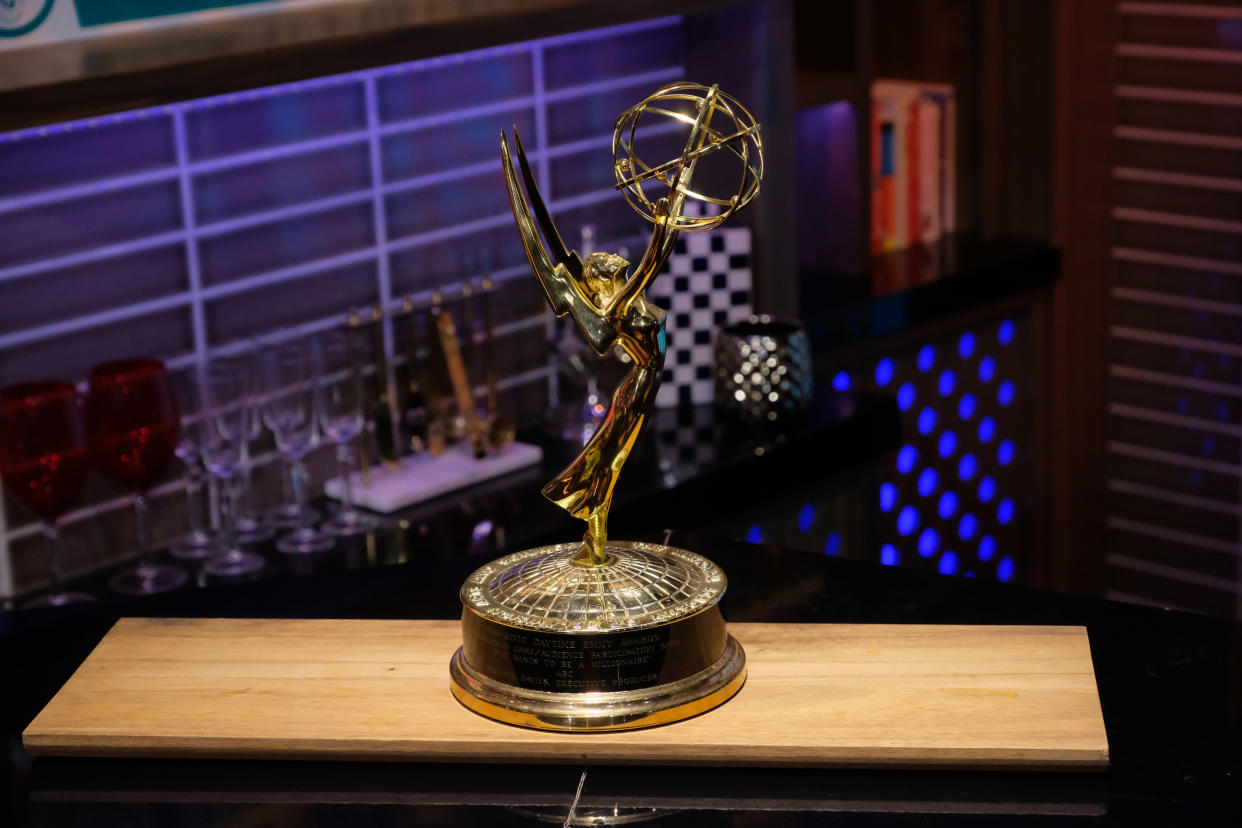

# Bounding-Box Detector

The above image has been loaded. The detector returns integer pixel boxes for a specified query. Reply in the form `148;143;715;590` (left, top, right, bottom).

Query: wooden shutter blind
1107;1;1242;617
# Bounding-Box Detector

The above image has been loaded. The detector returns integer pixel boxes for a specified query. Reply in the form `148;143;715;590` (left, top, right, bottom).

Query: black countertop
800;235;1059;353
3;529;1239;826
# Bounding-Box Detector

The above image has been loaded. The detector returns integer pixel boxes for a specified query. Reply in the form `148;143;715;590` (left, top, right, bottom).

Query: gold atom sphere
612;81;764;232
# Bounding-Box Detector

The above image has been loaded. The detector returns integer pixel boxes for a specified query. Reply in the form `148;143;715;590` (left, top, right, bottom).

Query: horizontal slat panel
1110;372;1242;424
1108;559;1238;617
1109;444;1240;502
1112;295;1242;345
1115;217;1242;260
1108;518;1239;574
1109;409;1241;464
1120;52;1242;94
1114;177;1242;219
1109;477;1239;517
1118;95;1242;136
1121;13;1242;49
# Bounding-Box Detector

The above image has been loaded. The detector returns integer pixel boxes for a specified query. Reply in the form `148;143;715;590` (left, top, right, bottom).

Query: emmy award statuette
449;83;764;731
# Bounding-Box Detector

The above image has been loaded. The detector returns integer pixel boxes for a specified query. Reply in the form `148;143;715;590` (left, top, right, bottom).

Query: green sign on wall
75;0;276;27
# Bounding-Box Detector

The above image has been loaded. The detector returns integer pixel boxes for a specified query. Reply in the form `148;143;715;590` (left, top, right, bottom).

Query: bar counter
3;521;1239;825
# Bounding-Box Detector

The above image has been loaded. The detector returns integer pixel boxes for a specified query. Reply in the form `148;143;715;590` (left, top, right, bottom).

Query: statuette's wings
500;129;617;356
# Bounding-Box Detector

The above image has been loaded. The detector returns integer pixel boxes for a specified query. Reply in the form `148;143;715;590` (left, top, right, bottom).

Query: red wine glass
0;382;94;607
86;359;188;595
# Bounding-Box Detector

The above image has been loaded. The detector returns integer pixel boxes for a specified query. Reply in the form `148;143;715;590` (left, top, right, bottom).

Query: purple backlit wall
0;16;688;597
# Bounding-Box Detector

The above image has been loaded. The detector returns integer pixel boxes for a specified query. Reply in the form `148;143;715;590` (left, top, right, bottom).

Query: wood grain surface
22;618;1108;770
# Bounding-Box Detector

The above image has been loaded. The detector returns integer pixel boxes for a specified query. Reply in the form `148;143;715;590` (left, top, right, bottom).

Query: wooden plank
22;619;1109;770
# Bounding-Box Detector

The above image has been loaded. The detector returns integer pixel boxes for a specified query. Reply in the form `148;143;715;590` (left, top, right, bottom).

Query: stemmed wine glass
200;359;267;578
169;370;223;562
233;347;274;544
0;382;94;607
86;359;188;595
261;342;333;555
317;330;377;536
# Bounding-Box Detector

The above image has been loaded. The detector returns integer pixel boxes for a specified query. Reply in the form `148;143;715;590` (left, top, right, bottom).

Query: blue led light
875;358;895;387
939;550;960;575
938;369;956;397
958;513;978;541
997;556;1016;582
964;571;976;578
745;524;763;544
798;503;815;534
938;490;958;519
998;319;1015;345
918;467;939;497
997;380;1016;407
997;439;1016;466
977;355;996;383
918;528;939;558
977;476;997;503
879;482;897;512
917;344;935;373
938;430;958;458
881;544;900;566
832;371;851;391
958;331;976;359
917;407;938;435
897;505;920;536
825;532;842;556
1176;397;1189;414
897;382;916;411
997;498;1016;525
957;453;978;481
897;445;918;474
957;392;976;421
977;416;996;444
1203;436;1216;455
977;534;996;562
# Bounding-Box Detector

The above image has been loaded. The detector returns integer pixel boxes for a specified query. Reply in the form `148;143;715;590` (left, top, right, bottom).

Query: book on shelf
870;80;956;256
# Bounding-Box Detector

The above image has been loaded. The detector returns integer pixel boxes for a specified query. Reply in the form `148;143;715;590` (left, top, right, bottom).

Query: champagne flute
200;359;266;578
169;370;224;561
86;359;187;596
318;330;378;536
233;347;275;544
262;342;334;555
0;382;93;607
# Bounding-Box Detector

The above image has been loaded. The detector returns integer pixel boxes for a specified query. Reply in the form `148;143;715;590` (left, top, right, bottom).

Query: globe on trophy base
450;82;764;732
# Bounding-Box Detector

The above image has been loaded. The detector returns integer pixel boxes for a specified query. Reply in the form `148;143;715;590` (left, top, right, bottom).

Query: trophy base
449;634;746;732
451;540;746;732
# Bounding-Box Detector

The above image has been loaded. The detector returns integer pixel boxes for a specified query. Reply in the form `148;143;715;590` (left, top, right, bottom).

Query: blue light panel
918;528;939;557
958;331;975;359
957;392;976;421
957;452;978;481
881;544;900;566
917;406;938;435
958;512;978;541
977;475;996;503
897;505;920;536
998;319;1015;345
977;355;996;383
917;344;935;373
897;382;916;411
938;490;958;519
745;524;763;544
997;380;1016;407
875;358;894;387
879;482;897;512
997;556;1016;582
918;467;939;497
939;550;959;575
825;532;842;556
938;369;956;397
997;498;1015;525
997;439;1016;466
897;445;918;474
977;534;996;562
832;371;851;391
977;415;996;443
938;430;958;458
798;503;815;533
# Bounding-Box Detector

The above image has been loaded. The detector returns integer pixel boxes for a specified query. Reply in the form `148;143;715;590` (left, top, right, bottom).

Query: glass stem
134;493;152;574
41;521;65;598
225;479;242;559
185;463;206;537
336;442;356;517
279;453;295;509
292;456;311;530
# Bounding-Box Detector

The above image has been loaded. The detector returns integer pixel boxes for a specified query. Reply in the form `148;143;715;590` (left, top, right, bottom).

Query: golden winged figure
500;130;675;568
500;83;762;568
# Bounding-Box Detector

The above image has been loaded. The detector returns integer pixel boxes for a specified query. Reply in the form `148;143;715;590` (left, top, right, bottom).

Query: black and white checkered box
651;225;754;407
